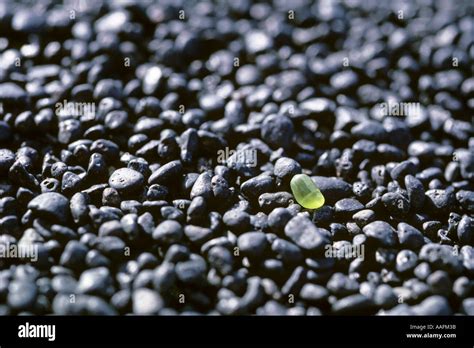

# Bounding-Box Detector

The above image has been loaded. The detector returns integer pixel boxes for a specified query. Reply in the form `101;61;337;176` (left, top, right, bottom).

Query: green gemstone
290;174;325;209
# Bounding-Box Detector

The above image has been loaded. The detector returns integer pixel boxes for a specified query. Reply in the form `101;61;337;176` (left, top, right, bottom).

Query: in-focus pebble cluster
0;0;473;316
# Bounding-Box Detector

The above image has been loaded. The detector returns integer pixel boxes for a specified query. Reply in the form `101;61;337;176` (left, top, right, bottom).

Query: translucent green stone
290;174;325;209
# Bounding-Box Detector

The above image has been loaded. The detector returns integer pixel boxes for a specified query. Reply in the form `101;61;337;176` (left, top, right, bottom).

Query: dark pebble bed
0;0;473;316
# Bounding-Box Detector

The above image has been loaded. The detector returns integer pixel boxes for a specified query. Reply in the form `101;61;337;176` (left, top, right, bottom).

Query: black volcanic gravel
0;0;472;316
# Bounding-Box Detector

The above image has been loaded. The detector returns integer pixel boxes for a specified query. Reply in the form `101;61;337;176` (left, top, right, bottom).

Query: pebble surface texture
0;0;473;316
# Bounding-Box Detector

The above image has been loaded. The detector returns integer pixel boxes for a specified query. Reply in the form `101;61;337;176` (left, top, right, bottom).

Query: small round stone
109;168;144;194
7;280;38;310
77;267;114;297
362;221;397;247
132;288;163;315
299;284;329;303
148;160;183;185
352;209;375;226
331;294;375;315
412;295;452;315
457;215;474;245
284;215;330;251
427;270;452;296
274;157;302;181
267;208;292;234
381;192;410;217
175;258;207;285
237;232;268;260
374;284;397;309
419;244;463;275
0;149;15;174
404;175;425;210
461;298;474;315
222;209;251;233
311;176;352;204
60;240;88;270
28;192;70;223
395;249;418;273
397;222;424;250
261;114;294;150
334;198;364;216
153;220;184;245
